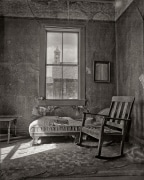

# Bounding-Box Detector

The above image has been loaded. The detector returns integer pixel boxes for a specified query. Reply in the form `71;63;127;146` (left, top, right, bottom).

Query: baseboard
0;135;29;142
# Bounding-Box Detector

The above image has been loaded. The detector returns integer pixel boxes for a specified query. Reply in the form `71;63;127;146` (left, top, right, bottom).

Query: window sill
38;99;86;106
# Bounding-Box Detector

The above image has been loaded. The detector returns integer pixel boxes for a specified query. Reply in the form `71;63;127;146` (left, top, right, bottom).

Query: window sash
46;65;79;100
39;24;86;106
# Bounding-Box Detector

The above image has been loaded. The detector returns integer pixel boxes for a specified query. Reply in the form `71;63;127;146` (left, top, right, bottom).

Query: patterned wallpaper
0;0;115;21
0;0;135;21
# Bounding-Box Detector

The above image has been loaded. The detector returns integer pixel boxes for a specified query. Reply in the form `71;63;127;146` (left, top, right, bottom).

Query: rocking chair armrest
105;117;131;121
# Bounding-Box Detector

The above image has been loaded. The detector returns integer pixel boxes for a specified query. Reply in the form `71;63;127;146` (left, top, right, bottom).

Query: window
39;25;85;106
46;30;79;99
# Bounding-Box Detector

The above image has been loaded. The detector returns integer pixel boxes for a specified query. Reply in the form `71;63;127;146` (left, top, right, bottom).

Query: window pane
63;33;78;64
46;66;62;99
47;32;62;64
63;66;78;99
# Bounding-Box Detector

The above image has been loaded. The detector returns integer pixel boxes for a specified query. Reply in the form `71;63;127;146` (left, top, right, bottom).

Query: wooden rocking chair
77;96;135;159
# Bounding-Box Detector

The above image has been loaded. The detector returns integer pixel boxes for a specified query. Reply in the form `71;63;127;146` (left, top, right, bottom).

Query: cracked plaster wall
0;18;40;134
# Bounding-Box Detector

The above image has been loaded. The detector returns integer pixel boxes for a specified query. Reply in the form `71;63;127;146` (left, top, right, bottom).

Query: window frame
39;24;86;106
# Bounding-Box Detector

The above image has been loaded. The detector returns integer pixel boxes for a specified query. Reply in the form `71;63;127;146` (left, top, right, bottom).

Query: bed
29;116;82;145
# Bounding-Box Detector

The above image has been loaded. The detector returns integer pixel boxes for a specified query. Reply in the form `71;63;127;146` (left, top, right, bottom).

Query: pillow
94;108;110;125
85;108;110;126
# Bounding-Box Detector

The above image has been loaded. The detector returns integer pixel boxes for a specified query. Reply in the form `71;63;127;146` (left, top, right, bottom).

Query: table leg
8;121;11;143
14;119;17;137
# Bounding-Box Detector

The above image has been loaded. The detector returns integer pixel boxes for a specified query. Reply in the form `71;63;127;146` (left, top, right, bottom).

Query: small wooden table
0;116;17;143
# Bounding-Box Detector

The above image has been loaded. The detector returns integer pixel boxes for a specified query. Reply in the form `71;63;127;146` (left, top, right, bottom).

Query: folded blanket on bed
53;118;69;126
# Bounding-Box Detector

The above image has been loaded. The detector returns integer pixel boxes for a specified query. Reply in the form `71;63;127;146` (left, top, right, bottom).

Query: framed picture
94;61;110;83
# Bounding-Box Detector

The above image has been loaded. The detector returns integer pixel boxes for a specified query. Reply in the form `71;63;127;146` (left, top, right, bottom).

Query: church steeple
54;46;60;63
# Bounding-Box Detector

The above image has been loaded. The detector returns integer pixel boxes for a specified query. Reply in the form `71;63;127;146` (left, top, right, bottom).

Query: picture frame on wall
94;61;110;83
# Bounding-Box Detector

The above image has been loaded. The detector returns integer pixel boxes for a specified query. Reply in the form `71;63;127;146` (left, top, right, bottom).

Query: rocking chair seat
81;126;121;140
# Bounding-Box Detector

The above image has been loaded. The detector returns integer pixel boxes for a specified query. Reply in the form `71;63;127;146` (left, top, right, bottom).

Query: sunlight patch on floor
0;141;57;161
0;145;15;162
11;143;57;159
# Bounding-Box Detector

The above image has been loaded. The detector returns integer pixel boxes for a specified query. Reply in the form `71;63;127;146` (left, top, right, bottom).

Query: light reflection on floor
0;140;57;161
1;145;15;162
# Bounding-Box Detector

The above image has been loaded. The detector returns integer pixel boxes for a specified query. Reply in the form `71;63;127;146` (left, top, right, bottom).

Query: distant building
46;47;78;99
54;46;60;64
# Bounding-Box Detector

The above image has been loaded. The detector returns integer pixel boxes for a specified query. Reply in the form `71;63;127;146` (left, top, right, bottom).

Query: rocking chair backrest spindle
106;96;135;130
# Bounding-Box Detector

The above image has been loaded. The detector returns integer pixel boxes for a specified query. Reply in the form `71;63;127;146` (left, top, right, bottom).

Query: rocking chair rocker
77;96;135;159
